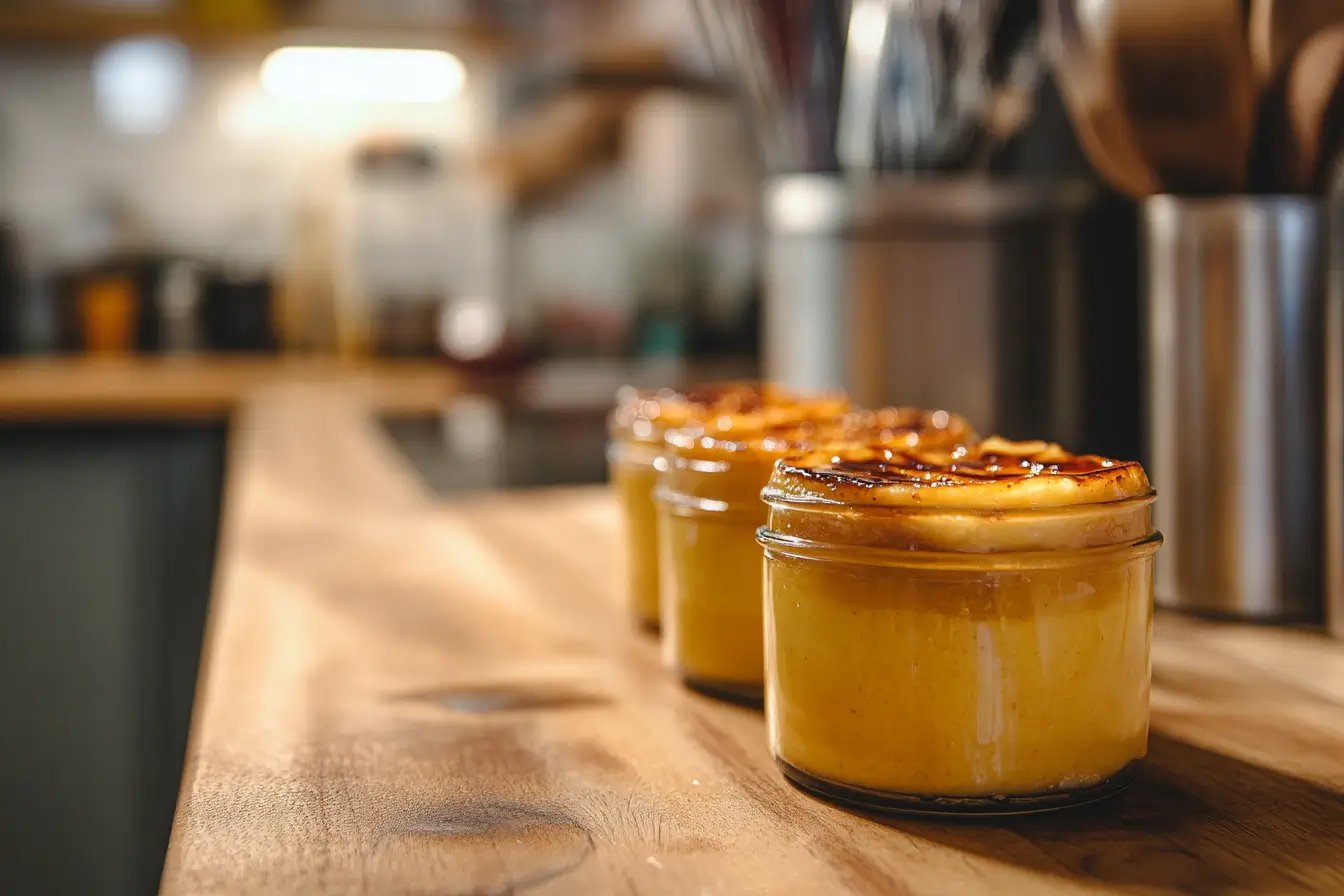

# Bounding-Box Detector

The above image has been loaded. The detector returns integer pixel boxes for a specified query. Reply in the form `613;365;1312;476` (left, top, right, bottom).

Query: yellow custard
759;437;1161;814
658;407;971;705
608;383;781;629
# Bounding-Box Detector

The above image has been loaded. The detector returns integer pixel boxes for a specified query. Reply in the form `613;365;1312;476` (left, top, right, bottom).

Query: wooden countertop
0;357;457;420
162;387;1344;895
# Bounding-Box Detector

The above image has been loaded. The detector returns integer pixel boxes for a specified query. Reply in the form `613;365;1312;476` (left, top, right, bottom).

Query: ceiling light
259;47;465;104
92;37;191;135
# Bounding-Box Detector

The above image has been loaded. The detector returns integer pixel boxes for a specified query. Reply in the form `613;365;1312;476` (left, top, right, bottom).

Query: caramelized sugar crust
609;382;809;443
667;405;969;460
771;436;1150;509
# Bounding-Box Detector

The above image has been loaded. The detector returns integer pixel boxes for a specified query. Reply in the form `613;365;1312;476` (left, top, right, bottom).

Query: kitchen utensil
699;0;1038;173
1249;26;1344;194
1309;37;1344;194
800;0;847;170
836;0;891;172
967;15;1047;171
873;0;1007;171
691;0;799;171
1146;196;1325;621
748;0;850;171
1113;0;1256;193
744;0;805;164
874;2;944;170
1042;0;1159;198
1249;0;1344;84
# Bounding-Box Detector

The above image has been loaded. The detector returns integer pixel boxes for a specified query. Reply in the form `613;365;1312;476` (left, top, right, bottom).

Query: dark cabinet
0;424;224;896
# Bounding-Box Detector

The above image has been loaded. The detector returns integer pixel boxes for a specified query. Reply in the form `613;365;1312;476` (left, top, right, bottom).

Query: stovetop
379;399;609;497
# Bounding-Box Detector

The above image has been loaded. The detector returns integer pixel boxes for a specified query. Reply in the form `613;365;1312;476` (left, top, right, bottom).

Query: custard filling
658;407;971;696
608;383;841;628
760;437;1160;799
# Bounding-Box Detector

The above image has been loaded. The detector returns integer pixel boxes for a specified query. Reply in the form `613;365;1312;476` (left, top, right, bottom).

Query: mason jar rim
757;526;1163;571
606;439;666;469
761;485;1158;520
654;484;762;520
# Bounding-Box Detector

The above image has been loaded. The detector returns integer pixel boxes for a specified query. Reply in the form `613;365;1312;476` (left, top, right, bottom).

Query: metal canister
1145;196;1325;621
1326;197;1344;637
762;175;1094;447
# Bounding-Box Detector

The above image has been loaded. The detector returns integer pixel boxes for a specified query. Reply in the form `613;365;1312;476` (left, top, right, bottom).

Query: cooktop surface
379;398;609;496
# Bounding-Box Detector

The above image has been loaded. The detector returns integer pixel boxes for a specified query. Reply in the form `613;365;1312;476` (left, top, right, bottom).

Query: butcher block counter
161;386;1344;895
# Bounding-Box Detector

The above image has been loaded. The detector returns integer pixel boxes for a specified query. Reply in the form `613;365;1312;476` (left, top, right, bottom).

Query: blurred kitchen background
0;0;1341;893
0;0;1143;461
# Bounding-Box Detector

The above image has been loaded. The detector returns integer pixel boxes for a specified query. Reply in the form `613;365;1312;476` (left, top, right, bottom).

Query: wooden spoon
1249;0;1344;84
1042;0;1159;197
1309;32;1344;193
1112;0;1256;193
1250;25;1344;193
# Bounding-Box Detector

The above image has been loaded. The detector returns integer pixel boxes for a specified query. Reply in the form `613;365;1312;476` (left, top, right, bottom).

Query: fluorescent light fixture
92;36;191;135
259;47;465;103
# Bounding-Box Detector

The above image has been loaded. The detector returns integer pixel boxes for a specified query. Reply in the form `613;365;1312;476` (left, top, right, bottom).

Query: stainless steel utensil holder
1145;196;1325;621
763;175;1092;446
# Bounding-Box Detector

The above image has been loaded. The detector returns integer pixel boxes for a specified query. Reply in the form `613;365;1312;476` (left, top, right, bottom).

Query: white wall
0;46;494;278
0;29;758;335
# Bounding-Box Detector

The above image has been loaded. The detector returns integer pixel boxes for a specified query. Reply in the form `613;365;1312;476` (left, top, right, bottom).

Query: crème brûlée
608;382;835;629
759;437;1161;813
658;406;972;704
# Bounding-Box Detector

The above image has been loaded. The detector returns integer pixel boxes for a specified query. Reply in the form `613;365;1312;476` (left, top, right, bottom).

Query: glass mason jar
658;407;970;706
608;436;665;629
608;383;778;630
758;438;1161;815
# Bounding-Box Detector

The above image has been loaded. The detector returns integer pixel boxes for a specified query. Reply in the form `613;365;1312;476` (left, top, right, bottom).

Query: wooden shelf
0;6;527;53
0;356;459;420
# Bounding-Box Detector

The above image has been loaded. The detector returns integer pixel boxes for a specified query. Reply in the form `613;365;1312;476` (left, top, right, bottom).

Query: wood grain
0;357;456;420
163;388;1344;895
0;6;524;53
